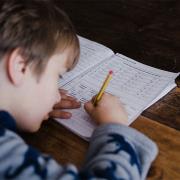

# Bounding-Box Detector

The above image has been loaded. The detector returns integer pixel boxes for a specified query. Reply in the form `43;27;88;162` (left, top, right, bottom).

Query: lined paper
60;36;113;86
56;49;179;139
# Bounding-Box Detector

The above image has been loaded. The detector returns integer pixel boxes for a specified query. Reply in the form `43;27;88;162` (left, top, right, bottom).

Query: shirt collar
0;111;17;132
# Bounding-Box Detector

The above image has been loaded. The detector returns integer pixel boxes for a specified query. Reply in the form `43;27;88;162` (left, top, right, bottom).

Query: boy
0;0;158;179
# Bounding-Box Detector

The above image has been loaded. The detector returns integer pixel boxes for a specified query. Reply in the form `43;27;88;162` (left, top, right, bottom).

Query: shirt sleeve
0;123;158;180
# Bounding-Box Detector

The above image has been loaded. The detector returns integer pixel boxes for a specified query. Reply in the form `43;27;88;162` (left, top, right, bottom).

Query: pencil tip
109;70;113;74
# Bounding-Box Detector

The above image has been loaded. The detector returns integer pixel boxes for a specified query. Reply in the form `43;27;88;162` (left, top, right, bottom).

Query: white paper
59;36;114;86
56;37;179;139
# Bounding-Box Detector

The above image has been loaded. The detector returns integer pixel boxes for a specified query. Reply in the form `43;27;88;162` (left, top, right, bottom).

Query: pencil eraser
109;70;113;74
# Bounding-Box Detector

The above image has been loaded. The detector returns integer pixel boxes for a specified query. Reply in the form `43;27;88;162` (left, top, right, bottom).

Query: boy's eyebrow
66;61;77;72
59;75;63;79
67;67;72;72
66;52;80;72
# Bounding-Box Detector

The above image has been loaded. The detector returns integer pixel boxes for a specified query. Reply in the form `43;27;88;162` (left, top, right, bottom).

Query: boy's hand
84;93;128;125
49;89;81;119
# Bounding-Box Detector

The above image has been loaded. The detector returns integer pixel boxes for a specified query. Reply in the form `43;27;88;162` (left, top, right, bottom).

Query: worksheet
56;36;179;140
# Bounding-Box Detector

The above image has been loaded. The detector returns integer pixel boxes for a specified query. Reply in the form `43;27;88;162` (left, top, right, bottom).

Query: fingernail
65;113;72;118
76;101;81;106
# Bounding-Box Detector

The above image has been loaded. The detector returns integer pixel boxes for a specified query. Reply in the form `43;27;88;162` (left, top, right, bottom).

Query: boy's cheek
27;114;48;132
17;121;41;133
31;118;45;132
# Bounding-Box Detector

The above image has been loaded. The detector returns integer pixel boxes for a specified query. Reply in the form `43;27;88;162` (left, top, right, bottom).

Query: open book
56;36;179;140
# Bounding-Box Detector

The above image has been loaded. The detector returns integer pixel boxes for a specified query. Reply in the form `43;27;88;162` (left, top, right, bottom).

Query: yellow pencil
93;70;113;106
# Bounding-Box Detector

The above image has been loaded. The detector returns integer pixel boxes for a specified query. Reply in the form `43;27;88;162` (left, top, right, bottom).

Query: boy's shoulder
0;110;51;179
0;111;26;152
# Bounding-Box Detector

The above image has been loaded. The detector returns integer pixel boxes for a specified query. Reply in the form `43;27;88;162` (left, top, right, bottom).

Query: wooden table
21;1;180;179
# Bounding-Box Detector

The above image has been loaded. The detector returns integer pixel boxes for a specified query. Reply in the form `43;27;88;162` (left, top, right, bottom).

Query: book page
59;36;114;86
144;83;176;109
56;53;179;139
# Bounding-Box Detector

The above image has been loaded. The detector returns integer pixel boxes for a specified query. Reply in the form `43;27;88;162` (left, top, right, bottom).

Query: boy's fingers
49;110;72;119
59;89;68;94
54;99;81;109
84;101;94;114
60;94;77;100
59;90;78;101
91;95;96;103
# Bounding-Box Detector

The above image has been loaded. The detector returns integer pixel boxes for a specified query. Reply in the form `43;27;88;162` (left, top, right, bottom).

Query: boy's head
0;0;80;132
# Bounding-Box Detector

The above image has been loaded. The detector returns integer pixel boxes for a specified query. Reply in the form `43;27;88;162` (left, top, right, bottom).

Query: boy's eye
59;75;63;79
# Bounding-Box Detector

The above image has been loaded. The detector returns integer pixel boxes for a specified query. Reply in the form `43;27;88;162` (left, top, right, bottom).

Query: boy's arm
0;123;157;180
83;123;158;180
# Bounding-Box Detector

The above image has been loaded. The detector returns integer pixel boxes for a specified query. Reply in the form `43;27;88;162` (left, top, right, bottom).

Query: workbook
56;36;179;140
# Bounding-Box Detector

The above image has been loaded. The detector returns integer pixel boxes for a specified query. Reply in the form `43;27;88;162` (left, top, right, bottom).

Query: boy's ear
6;49;27;85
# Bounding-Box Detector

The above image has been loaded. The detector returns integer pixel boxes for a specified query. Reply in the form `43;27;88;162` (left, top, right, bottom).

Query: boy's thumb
84;101;94;114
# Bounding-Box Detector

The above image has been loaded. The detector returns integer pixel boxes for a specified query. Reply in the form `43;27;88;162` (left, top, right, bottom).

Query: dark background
55;0;180;75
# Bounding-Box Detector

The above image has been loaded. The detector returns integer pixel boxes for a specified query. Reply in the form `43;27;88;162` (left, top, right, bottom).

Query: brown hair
0;0;79;75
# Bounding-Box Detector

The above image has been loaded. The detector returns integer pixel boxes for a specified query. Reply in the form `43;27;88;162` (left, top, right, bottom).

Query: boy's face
16;48;72;132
